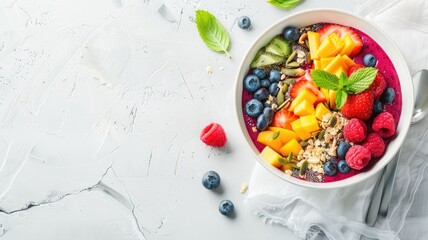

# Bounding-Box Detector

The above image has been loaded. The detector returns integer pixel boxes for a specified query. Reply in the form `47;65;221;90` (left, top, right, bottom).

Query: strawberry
290;79;327;104
318;24;363;57
340;89;374;121
271;109;298;130
370;73;387;100
348;64;386;100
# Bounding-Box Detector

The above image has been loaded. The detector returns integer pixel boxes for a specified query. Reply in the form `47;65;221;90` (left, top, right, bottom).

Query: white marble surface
0;0;403;239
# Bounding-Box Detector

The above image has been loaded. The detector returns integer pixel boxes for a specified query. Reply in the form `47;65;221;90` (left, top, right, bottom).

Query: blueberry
381;87;395;103
260;79;271;88
202;171;220;189
219;200;234;216
256;113;269;131
263;107;274;123
337;160;350;173
263;101;272;108
253;68;266;79
268;82;279;95
330;156;337;163
283;26;300;42
269;69;281;83
237;16;251;29
363;54;377;67
337;141;351;159
243;74;261;93
324;161;337;176
245;99;263;118
373;100;383;115
254;88;269;101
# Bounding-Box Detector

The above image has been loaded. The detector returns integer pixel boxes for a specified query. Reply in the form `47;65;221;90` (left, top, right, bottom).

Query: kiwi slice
250;51;285;68
265;36;292;57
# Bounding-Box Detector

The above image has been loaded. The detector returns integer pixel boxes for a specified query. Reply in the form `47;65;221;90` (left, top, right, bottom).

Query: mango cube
317;36;336;58
334;66;347;77
268;127;300;143
320;88;330;105
260;146;282;168
291;119;311;140
307;31;320;60
320;57;335;69
329;33;345;53
300;115;320;132
329;90;337;109
315;103;331;120
289;88;317;112
340;33;356;56
342;54;356;68
294;100;315;116
324;54;347;74
314;59;321;69
257;131;283;153
280;138;302;157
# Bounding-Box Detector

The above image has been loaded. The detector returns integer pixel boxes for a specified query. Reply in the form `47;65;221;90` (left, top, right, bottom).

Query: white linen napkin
245;1;428;239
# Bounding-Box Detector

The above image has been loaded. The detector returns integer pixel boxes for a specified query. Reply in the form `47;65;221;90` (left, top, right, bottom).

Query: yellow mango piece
324;54;347;74
334;66;348;77
320;88;330;105
280;163;294;172
300;115;320;132
342;54;356;68
315;103;331;120
340;33;356;56
329;33;345;54
320;57;335;69
268;127;300;143
289;88;317;112
294;100;315;116
291;119;311;140
260;146;282;168
317;36;337;58
307;31;320;60
329;90;337;109
314;59;321;69
280;139;302;157
257;131;283;153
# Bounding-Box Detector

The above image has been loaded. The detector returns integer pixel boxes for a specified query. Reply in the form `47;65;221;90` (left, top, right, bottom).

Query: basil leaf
267;0;303;9
195;10;231;58
311;69;340;90
335;89;348;109
346;67;378;93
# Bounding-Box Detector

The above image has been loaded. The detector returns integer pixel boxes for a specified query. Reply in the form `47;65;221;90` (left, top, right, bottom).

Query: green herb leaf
287;152;293;162
267;0;303;9
278;157;288;166
339;72;347;87
311;69;340;90
335;89;348;109
346;67;378;93
273;131;280;140
195;10;231;58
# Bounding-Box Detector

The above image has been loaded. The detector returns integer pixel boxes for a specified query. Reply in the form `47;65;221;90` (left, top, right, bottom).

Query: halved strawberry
290;79;327;104
347;64;365;76
271;109;298;130
318;24;363;57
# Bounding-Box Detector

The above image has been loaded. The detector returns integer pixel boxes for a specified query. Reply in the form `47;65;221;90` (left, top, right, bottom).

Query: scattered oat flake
206;66;213;74
240;183;249;193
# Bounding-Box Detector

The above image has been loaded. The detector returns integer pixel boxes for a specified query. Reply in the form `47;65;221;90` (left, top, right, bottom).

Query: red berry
340;89;374;121
345;145;371;170
362;133;385;158
370;73;387;100
372;112;396;138
271;109;298;130
200;123;227;148
343;118;367;143
347;64;365;76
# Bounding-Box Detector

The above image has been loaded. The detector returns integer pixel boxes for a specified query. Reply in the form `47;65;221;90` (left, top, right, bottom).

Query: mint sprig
311;67;378;109
267;0;303;9
195;10;231;58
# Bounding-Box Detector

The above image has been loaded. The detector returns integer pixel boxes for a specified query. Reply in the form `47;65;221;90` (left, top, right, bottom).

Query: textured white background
1;0;408;239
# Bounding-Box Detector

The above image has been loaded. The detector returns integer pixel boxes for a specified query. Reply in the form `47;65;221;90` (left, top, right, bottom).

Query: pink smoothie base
241;25;402;183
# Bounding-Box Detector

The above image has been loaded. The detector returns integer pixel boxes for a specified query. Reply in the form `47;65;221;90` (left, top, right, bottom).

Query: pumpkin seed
276;90;285;106
300;161;308;175
285;61;300;68
300;141;309;147
283;78;296;85
329;116;337;127
281;68;305;77
317;130;325;140
281;84;289;93
286;50;297;64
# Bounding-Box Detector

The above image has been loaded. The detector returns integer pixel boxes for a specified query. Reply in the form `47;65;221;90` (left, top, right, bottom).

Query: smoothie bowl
234;9;413;188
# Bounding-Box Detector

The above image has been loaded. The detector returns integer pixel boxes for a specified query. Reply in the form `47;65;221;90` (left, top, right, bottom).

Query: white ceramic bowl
234;9;413;189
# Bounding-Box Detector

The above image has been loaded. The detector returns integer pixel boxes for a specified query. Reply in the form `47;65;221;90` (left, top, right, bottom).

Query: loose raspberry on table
362;133;385;158
372;112;396;138
200;123;227;148
343;118;367;143
345;145;371;170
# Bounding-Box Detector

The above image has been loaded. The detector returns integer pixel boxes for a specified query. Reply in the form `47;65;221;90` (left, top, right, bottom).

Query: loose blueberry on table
242;22;401;183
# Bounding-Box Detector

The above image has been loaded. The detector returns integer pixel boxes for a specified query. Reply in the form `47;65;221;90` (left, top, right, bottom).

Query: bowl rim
233;8;414;189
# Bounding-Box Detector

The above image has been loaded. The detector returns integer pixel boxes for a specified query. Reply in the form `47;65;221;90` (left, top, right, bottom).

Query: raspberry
200;123;227;148
345;145;371;170
343;118;367;143
372;112;396;138
361;133;385;157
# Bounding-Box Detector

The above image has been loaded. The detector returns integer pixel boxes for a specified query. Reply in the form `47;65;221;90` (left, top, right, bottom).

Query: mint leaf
335;89;348;109
311;69;340;90
346;67;378;93
195;10;231;58
267;0;302;9
339;72;347;87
